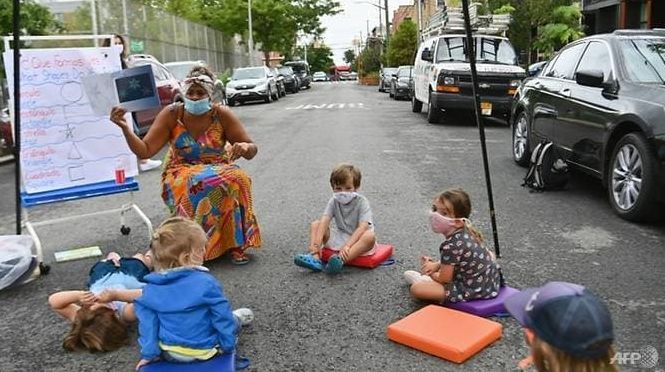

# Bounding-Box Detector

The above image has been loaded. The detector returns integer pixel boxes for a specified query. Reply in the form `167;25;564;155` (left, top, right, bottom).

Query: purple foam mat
445;286;520;317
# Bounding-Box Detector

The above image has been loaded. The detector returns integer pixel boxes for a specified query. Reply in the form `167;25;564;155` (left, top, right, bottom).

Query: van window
435;36;518;65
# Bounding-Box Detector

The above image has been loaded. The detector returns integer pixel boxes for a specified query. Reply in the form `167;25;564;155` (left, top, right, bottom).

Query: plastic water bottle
115;158;126;184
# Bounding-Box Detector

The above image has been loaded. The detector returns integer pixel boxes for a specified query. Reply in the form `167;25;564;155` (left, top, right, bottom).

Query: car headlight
226;86;236;93
443;76;456;85
256;83;267;91
397;81;408;87
510;79;521;87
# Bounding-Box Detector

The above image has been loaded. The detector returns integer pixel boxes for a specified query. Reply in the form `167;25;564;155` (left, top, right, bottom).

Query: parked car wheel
512;111;531;166
608;132;659;221
227;99;236;107
411;95;422;113
389;86;394;98
427;91;442;123
265;89;273;103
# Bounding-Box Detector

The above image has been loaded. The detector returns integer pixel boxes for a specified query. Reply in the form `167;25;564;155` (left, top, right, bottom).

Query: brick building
582;0;665;34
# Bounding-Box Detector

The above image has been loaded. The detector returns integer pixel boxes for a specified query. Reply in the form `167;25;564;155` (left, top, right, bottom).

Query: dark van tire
412;95;423;113
427;91;442;124
607;132;659;222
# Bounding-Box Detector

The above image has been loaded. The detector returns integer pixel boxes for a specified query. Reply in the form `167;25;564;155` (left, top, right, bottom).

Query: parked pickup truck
411;33;525;124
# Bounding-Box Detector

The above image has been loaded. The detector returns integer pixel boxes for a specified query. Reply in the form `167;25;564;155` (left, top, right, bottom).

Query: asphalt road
0;81;664;372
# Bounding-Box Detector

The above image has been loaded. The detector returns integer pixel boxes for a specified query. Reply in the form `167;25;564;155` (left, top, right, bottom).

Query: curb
0;154;15;165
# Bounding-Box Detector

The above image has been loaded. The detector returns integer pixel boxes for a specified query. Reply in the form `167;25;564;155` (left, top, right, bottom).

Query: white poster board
2;47;138;194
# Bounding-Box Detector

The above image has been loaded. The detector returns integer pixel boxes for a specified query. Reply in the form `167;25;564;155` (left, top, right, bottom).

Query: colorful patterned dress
161;104;261;261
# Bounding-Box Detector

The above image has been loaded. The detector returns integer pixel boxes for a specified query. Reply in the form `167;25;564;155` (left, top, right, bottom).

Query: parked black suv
511;30;665;221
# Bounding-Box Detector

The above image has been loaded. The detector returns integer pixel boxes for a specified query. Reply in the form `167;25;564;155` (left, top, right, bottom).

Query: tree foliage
306;43;334;72
357;44;381;75
489;0;582;64
343;49;356;65
177;0;340;65
0;0;61;42
385;19;417;66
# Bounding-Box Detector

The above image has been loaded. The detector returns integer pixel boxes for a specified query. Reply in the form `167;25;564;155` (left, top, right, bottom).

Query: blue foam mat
139;352;236;372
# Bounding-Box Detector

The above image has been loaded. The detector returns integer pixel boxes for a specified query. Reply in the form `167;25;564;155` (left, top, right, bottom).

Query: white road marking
285;103;367;110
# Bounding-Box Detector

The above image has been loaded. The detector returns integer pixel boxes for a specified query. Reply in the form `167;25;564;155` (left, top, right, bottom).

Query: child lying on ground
48;251;152;352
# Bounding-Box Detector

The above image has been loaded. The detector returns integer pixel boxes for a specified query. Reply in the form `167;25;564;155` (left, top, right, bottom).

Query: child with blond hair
130;217;252;370
404;188;502;303
294;163;377;274
505;281;618;372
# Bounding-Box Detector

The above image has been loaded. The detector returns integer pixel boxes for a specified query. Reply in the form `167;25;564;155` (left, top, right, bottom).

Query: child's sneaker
325;254;344;274
403;270;433;285
233;308;254;327
294;254;323;272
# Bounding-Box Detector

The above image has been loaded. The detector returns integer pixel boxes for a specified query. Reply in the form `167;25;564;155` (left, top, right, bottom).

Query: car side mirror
575;70;604;88
421;49;432;61
267;73;274;78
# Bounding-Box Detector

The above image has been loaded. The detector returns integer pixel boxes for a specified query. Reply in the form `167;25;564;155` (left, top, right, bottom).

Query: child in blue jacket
132;217;250;370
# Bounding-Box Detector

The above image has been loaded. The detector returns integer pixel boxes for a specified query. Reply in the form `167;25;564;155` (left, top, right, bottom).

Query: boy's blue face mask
184;97;211;116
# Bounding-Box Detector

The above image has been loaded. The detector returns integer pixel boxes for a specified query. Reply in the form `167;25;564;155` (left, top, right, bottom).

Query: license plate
481;102;492;116
241;92;250;96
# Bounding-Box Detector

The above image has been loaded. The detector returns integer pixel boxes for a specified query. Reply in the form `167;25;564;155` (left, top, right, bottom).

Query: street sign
130;40;144;53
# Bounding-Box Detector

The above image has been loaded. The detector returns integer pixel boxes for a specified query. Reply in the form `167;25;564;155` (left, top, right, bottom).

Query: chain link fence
97;0;261;74
95;0;261;75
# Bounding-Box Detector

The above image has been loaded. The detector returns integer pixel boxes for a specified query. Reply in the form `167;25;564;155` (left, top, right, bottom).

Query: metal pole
90;0;99;46
461;0;501;257
378;0;382;36
384;0;390;45
416;0;421;42
12;0;21;234
248;0;254;62
121;0;129;35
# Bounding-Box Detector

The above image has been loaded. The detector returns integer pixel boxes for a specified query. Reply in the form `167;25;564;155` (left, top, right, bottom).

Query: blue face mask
184;97;211;116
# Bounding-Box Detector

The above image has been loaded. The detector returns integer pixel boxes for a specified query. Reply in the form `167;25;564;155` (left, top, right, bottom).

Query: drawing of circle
61;82;83;103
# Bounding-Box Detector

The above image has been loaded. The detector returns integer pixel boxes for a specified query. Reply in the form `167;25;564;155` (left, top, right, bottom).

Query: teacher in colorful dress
110;66;261;264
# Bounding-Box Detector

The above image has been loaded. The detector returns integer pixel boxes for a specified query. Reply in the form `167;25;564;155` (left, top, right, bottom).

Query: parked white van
412;33;525;123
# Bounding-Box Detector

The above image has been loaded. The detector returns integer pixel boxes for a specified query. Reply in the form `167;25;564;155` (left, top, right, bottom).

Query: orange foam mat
387;305;502;363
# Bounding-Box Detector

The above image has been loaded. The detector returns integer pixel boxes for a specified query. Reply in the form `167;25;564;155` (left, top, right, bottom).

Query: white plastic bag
0;235;35;290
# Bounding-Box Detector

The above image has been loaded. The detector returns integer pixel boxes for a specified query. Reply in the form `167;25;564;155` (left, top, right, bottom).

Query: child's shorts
87;257;150;289
327;227;377;256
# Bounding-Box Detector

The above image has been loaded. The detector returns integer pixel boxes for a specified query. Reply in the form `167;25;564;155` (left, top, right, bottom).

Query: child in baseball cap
504;281;618;371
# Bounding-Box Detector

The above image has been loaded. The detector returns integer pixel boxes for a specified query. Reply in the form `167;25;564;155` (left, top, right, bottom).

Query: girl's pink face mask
429;212;465;238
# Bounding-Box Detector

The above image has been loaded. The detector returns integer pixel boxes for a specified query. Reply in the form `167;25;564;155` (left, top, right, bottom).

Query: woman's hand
228;142;252;160
110;106;130;131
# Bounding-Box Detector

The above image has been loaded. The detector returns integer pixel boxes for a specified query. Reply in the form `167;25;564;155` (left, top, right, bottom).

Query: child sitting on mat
404;188;501;303
129;217;252;371
48;250;153;352
294;163;377;274
504;281;617;372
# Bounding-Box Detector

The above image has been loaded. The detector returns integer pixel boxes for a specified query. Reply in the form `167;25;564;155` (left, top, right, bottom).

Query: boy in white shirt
294;163;377;274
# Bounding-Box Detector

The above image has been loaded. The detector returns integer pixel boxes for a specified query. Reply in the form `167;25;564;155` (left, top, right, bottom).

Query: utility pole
90;0;98;46
121;0;128;35
416;0;421;42
384;0;390;46
248;0;254;63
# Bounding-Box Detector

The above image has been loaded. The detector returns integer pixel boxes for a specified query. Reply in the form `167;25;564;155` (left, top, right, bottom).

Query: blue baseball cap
504;281;614;359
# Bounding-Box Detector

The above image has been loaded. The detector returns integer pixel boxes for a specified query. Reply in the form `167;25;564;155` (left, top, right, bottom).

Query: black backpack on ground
522;141;569;191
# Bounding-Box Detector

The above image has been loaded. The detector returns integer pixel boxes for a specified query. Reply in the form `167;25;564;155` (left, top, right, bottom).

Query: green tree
201;0;339;65
357;44;381;76
306;42;334;72
489;0;580;64
0;0;61;77
63;2;92;34
385;19;417;66
533;5;584;57
343;49;356;65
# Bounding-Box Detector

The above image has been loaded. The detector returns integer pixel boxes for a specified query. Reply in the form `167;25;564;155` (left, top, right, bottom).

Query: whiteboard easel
2;34;153;274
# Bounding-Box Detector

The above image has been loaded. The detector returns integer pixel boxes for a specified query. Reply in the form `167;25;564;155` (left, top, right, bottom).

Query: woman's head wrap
183;73;214;98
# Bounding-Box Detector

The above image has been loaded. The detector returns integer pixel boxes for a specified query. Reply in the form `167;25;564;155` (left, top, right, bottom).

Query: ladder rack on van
422;3;511;39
